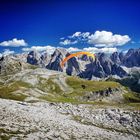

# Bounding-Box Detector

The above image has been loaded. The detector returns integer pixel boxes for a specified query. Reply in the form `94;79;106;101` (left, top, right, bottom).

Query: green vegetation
39;76;140;110
28;64;39;69
0;73;139;109
126;103;140;110
66;76;120;91
123;92;140;102
40;94;79;103
0;128;22;140
0;91;27;101
0;81;30;101
37;77;62;94
39;76;121;104
38;77;79;103
0;81;4;86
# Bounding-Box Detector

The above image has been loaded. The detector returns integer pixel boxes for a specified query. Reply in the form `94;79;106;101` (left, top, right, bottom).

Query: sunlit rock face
25;48;140;79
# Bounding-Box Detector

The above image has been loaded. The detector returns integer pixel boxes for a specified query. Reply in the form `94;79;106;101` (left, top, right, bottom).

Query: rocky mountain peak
0;55;23;75
110;52;121;64
27;50;41;65
25;48;140;79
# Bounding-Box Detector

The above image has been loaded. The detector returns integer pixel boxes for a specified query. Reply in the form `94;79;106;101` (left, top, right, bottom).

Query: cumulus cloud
31;46;55;52
83;47;117;53
67;47;81;52
22;45;81;54
60;39;78;45
88;31;131;47
22;45;56;54
2;49;15;56
0;38;28;47
66;46;117;53
60;32;91;45
22;44;117;54
61;31;131;47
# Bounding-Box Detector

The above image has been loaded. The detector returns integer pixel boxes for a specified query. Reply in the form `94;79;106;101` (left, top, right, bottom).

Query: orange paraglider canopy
60;52;95;68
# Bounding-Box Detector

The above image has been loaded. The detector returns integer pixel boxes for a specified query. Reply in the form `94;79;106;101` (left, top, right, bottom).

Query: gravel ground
0;99;140;140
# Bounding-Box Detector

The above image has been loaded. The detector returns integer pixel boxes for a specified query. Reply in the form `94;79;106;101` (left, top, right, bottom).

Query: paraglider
60;51;95;68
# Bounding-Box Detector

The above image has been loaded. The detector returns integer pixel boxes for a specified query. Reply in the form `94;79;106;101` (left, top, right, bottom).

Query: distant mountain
27;50;41;65
1;48;139;79
46;48;67;71
123;48;140;67
25;48;140;79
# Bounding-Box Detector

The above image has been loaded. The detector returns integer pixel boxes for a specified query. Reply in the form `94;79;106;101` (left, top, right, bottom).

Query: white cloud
23;45;82;54
60;32;90;45
83;47;117;54
60;37;65;40
22;44;117;54
60;39;78;45
71;32;81;38
81;32;90;38
70;32;90;39
0;38;28;47
62;31;131;47
67;47;81;52
88;31;131;47
22;48;32;52
2;49;15;56
22;45;56;54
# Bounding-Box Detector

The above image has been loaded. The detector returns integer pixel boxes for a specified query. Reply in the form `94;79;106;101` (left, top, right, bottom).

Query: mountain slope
0;57;139;104
0;67;125;104
0;55;140;140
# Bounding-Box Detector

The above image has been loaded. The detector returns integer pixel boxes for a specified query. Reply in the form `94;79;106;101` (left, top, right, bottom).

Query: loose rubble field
0;99;140;140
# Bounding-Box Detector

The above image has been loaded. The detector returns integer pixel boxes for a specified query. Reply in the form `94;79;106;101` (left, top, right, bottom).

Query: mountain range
26;48;140;79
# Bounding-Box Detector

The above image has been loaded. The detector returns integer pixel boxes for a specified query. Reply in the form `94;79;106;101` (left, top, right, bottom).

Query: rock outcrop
3;48;139;79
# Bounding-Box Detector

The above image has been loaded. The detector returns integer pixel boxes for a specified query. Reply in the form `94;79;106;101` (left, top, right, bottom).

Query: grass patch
40;94;78;103
37;77;62;94
66;76;120;92
28;64;39;69
0;81;30;101
126;103;140;110
0;91;27;101
39;76;140;110
39;76;122;104
0;128;22;140
123;92;140;102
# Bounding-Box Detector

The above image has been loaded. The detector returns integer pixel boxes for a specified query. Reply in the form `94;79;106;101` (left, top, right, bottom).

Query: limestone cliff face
1;48;140;79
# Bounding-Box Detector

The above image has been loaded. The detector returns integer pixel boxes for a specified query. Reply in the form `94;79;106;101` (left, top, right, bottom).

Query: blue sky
0;0;140;55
